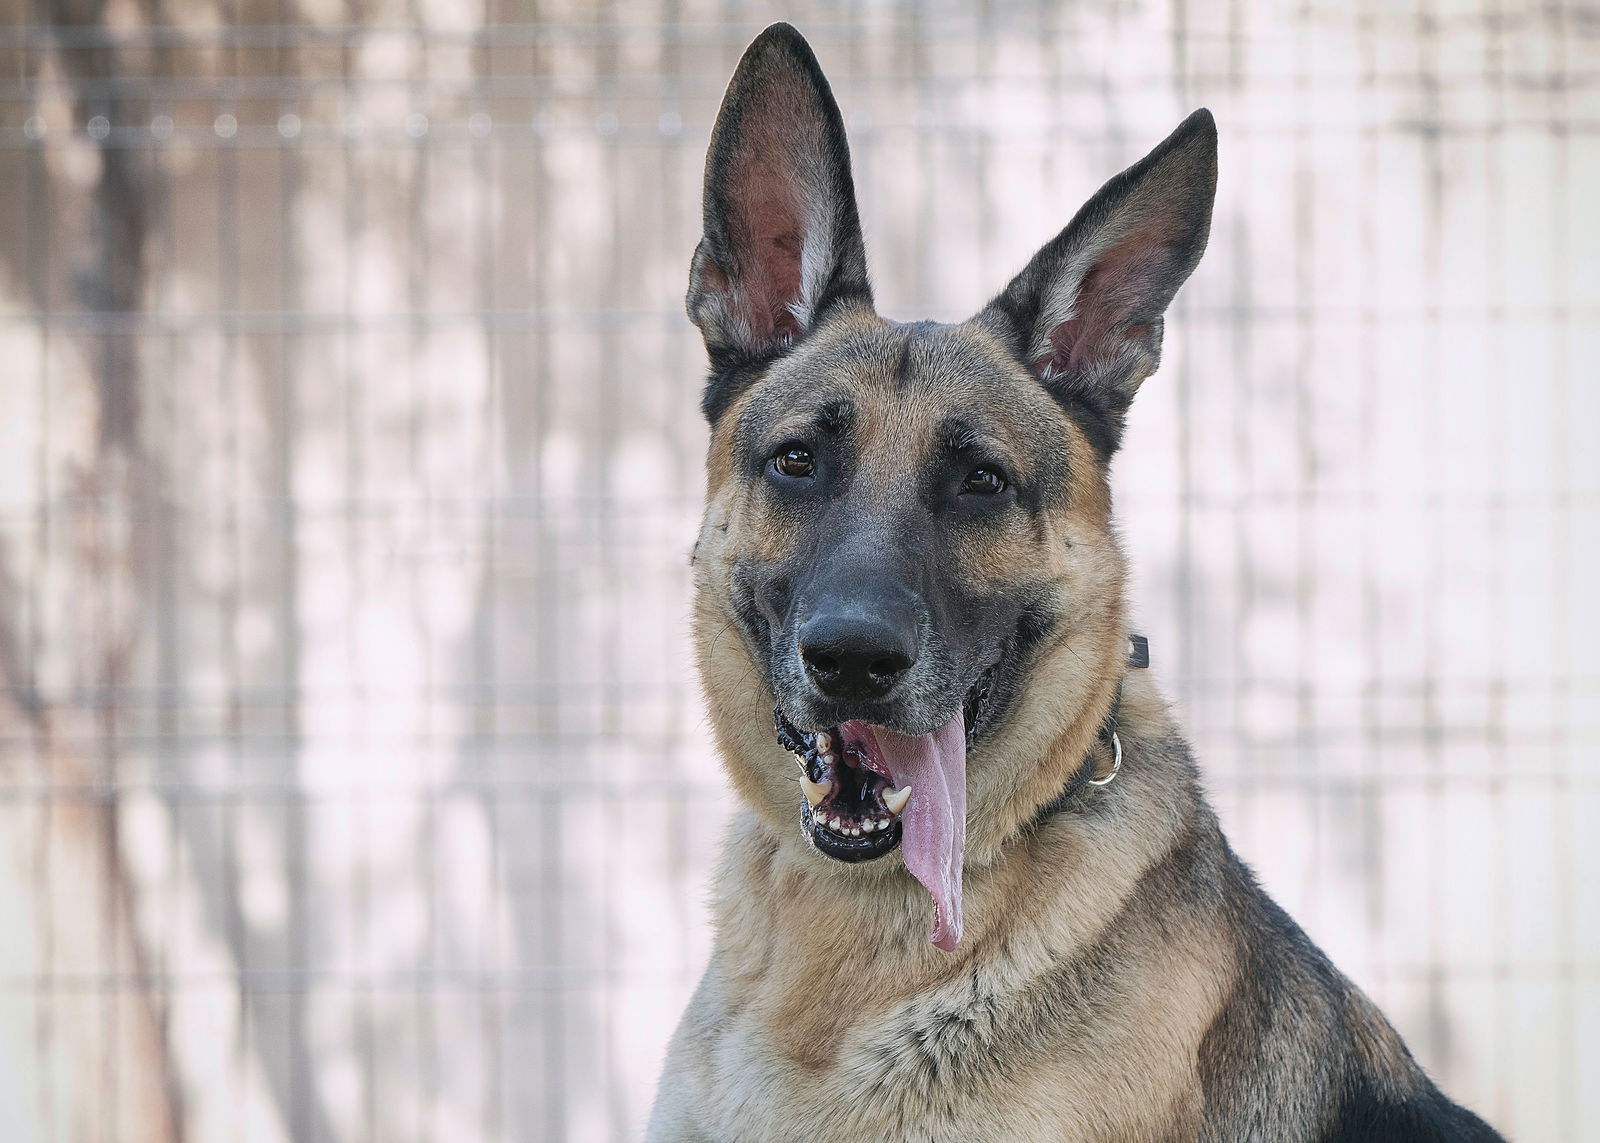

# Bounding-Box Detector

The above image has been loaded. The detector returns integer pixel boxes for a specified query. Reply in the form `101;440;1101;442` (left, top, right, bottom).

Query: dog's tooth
816;731;832;753
799;774;831;809
884;786;912;816
849;826;861;836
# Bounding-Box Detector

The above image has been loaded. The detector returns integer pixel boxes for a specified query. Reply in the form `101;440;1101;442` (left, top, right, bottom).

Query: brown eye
774;445;815;478
962;466;1007;495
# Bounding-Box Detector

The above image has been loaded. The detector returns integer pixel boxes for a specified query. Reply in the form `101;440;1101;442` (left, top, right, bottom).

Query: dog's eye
773;445;816;479
961;466;1007;495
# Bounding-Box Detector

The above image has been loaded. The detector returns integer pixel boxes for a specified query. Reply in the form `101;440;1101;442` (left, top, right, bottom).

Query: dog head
687;24;1215;949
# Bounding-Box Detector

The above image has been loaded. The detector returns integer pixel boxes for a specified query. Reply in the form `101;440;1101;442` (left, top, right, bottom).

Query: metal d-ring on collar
1006;634;1151;831
1086;725;1123;787
1085;633;1149;789
1023;633;1150;829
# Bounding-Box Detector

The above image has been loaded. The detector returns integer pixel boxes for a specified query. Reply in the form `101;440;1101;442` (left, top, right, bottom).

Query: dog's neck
1025;633;1150;826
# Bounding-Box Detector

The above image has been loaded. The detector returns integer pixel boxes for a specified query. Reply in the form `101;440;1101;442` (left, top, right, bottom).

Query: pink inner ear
1036;221;1181;378
731;154;807;343
716;62;833;348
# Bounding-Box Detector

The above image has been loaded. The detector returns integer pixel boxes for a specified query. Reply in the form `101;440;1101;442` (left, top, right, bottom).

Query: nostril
804;649;839;675
868;653;911;679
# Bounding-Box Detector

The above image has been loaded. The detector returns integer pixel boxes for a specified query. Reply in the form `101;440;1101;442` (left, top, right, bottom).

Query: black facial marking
724;328;1075;748
939;416;982;456
815;398;854;435
730;564;779;689
1045;386;1126;464
912;413;1027;518
702;344;794;424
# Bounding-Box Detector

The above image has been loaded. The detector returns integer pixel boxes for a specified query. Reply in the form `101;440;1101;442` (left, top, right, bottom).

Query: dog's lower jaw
802;798;904;861
779;711;907;860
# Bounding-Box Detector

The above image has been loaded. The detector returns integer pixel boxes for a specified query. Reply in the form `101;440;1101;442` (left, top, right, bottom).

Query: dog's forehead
740;316;1065;452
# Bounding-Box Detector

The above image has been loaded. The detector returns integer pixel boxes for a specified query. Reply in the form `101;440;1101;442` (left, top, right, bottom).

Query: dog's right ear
689;23;872;421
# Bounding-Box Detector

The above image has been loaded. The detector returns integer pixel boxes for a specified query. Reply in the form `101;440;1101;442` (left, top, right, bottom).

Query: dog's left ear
689;24;872;420
978;109;1217;456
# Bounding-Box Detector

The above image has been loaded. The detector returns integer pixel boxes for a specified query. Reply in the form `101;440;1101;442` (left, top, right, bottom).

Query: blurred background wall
0;1;1595;1140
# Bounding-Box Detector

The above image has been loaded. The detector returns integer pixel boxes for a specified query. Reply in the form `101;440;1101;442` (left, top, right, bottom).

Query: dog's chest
697;997;1043;1142
684;970;1197;1143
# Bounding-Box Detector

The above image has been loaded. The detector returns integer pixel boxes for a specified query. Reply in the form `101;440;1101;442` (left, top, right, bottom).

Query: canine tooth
816;731;832;752
799;774;831;809
884;786;912;816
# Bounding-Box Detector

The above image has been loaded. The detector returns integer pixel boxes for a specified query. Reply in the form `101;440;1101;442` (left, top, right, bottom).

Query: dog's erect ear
689;24;872;417
978;109;1217;457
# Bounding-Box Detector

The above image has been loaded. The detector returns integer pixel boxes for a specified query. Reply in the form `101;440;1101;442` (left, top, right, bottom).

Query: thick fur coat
647;24;1505;1143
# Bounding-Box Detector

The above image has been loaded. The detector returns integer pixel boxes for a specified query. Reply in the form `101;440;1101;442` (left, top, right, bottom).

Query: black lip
802;800;904;862
962;660;999;746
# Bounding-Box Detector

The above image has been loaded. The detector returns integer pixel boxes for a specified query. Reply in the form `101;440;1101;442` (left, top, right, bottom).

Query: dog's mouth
778;711;908;857
773;664;996;951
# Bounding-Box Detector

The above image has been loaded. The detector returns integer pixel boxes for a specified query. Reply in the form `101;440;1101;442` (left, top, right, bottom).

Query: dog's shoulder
1319;1079;1507;1143
1194;848;1509;1142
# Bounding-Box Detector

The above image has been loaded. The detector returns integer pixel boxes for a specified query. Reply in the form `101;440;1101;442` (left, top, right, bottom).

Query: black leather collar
1027;634;1149;827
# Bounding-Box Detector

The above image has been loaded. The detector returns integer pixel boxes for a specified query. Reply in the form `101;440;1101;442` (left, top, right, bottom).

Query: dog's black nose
798;610;917;700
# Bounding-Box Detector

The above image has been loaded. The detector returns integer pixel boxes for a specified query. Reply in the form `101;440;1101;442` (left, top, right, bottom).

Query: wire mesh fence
0;2;1595;1141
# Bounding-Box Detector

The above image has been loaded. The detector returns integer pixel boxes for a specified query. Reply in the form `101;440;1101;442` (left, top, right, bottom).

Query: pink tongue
841;712;967;951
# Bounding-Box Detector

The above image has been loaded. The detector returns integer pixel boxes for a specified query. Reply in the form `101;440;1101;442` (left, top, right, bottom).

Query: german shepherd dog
649;24;1505;1142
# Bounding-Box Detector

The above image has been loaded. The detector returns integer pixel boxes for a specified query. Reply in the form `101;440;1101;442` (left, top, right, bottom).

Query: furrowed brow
938;416;984;455
812;398;854;435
